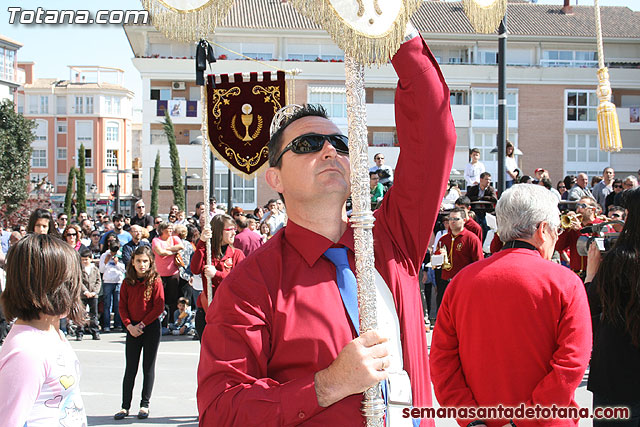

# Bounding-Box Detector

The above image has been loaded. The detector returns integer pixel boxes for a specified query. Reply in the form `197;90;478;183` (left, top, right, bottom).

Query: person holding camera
585;187;640;425
100;240;126;332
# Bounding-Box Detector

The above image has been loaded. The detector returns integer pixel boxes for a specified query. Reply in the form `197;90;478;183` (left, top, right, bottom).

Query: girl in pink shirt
0;234;87;426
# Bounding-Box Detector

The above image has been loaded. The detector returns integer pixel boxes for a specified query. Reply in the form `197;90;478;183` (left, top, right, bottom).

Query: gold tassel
289;0;422;66
462;0;507;34
594;0;622;152
596;68;622;152
141;0;235;42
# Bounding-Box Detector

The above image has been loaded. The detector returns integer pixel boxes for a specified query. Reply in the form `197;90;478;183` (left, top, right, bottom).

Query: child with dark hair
164;297;194;336
79;247;101;340
0;234;87;425
115;245;164;421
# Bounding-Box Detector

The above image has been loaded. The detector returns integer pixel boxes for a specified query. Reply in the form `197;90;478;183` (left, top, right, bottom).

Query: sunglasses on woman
273;133;349;166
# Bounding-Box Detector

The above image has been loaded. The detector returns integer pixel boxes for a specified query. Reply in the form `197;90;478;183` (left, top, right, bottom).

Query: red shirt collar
283;219;355;267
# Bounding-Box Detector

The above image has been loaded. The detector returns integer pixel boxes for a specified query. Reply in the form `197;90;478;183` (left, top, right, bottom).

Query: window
567;91;597;122
5;49;14;81
85;96;94;114
372;132;395;147
472;90;517;121
308;87;347;118
56;96;66;114
29;95;38;114
150;89;171;101
57;122;67;133
566;133;609;175
31;149;47;168
57;173;67;187
450;91;468;105
106;149;118;168
17;94;23;114
113;97;121;115
542;50;597;68
372;90;394;104
106;122;119;142
478;50;498;65
34;120;48;141
76;121;93;143
39;96;49;114
214;171;256;205
75;96;83;114
57;148;67;160
84;149;92;167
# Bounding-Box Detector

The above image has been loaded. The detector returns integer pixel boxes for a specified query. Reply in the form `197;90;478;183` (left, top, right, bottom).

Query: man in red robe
196;29;456;425
431;184;592;427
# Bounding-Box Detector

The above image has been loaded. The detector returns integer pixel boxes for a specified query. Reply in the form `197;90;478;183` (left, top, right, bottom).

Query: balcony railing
540;59;598;68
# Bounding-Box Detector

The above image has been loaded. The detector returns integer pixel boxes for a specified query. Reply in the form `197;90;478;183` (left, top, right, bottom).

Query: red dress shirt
119;277;165;327
430;248;592;426
232;228;264;258
190;241;245;310
196;35;456;426
465;217;483;242
437;228;483;281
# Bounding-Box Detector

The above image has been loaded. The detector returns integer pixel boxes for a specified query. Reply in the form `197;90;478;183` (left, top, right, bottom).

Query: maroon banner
207;71;286;178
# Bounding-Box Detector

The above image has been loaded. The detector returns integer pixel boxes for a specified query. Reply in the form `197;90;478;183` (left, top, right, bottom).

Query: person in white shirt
464;148;485;188
505;141;518;189
369;152;394;188
261;199;286;236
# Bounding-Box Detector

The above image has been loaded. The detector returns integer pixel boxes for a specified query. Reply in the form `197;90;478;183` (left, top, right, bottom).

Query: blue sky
1;0;638;112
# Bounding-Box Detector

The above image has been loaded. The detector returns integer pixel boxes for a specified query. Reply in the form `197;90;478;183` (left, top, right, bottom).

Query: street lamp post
101;167;134;214
184;171;200;213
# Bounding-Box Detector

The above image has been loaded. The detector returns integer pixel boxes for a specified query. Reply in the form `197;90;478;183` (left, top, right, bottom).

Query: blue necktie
324;247;360;336
325;247;406;425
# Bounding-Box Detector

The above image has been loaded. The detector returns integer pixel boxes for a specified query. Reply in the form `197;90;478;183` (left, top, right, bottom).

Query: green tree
0;100;35;214
63;167;76;218
150;151;160;218
76;144;87;215
163;112;184;211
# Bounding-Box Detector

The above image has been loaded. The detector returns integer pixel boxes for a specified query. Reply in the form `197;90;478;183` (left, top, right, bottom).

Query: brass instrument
561;212;583;229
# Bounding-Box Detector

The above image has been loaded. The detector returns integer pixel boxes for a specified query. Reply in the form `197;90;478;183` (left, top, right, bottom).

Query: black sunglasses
273;133;349;166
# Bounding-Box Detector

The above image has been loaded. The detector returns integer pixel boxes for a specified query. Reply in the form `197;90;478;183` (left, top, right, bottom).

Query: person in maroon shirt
434;207;483;311
232;215;263;258
114;245;165;421
196;28;456;426
455;196;484;243
431;184;591;427
555;196;606;280
190;214;245;341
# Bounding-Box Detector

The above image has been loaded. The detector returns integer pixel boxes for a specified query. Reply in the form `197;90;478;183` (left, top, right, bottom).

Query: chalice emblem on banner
231;104;263;144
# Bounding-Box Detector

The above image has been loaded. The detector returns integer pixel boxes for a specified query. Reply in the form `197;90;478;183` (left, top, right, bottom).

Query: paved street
70;330;595;426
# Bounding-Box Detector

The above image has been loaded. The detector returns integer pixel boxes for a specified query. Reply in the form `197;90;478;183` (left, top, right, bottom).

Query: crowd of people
1;28;640;426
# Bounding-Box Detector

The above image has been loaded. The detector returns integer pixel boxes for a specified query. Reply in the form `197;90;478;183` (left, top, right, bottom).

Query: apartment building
0;34;24;104
17;65;135;213
124;0;640;210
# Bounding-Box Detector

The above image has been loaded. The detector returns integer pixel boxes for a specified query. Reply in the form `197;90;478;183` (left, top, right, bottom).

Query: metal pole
227;168;233;213
497;15;507;196
344;54;384;427
210;151;215;200
115;173;121;214
184;171;189;212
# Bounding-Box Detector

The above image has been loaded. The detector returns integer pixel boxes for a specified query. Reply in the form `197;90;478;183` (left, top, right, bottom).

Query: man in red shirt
197;28;456;426
434;207;483;311
232;215;263;257
430;184;592;427
555;196;605;280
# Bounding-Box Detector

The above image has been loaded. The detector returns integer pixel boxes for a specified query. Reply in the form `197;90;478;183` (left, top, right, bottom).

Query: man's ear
265;167;283;194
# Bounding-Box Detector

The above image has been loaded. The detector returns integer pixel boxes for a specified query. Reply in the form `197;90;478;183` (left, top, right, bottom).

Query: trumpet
561;212;583;229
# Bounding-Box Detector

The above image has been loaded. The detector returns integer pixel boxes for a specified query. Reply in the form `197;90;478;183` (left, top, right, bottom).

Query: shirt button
298;411;305;419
